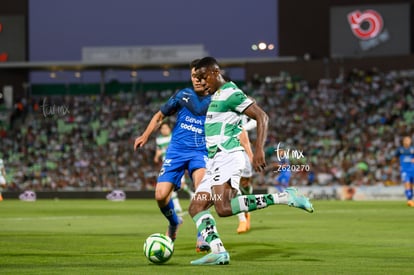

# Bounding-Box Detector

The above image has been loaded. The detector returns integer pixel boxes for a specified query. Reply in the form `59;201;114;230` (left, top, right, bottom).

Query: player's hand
134;135;148;151
252;149;266;172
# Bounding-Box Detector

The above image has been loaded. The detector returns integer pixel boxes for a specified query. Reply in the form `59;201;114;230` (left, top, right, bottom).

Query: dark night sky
29;0;278;82
29;0;278;60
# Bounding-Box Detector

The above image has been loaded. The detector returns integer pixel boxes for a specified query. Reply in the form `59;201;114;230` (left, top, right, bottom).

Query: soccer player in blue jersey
394;136;414;207
134;59;211;252
154;122;184;215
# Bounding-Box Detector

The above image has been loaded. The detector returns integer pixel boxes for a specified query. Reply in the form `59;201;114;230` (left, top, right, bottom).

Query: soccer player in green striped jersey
188;57;314;265
154;123;172;163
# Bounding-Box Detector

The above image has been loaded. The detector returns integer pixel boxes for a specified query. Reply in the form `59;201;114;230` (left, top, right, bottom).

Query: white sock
237;212;247;222
272;191;289;204
210;239;226;253
171;192;183;213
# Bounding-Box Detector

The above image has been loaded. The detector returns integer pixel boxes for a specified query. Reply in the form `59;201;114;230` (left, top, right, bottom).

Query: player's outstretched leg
237;181;253;233
230;187;314;215
236;212;251;234
405;183;414;207
236;212;248;234
156;182;183;242
190;210;230;265
160;198;183;242
285;187;314;212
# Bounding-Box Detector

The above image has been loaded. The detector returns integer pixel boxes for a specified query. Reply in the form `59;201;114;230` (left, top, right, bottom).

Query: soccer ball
143;233;174;264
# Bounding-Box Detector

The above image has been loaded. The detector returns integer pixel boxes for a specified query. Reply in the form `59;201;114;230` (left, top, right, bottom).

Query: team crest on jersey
213;90;221;98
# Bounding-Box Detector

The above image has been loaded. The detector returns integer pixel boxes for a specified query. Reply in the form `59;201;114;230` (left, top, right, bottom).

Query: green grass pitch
0;199;413;274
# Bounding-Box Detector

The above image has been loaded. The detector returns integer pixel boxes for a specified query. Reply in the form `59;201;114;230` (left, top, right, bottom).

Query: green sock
230;192;288;215
192;210;226;253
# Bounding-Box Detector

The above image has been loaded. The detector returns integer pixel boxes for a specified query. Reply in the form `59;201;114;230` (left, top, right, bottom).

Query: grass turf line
0;199;412;274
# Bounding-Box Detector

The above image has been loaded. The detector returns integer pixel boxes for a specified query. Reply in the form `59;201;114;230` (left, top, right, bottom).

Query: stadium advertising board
0;15;26;61
330;3;410;57
82;44;208;63
268;185;405;201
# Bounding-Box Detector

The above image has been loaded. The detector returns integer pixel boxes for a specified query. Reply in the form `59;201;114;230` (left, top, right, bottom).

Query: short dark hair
195;56;219;70
190;59;200;69
160;121;170;129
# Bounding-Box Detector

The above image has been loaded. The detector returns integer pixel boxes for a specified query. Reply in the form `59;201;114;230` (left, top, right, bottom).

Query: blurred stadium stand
1;0;414;199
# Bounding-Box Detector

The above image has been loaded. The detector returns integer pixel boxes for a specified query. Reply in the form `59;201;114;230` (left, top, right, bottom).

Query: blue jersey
395;146;414;172
160;88;211;151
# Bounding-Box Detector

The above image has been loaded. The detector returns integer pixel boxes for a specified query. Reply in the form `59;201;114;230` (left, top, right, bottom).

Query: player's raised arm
243;103;269;172
134;111;165;150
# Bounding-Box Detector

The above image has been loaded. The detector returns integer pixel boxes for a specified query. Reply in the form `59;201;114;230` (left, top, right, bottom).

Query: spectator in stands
0;68;414;192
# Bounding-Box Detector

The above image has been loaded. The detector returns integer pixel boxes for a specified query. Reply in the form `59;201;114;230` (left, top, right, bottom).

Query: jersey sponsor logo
180;122;203;134
185;116;203;125
182;96;190;103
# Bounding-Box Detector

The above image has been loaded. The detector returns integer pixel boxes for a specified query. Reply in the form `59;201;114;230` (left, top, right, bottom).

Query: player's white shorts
196;150;245;195
0;175;6;185
241;151;253;178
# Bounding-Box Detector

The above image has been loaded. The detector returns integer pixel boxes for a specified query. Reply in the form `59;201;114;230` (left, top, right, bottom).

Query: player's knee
215;209;232;217
214;203;232;217
154;189;168;203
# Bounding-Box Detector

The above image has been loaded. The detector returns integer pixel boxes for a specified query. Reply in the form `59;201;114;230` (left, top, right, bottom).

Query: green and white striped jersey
205;82;254;158
156;134;171;161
